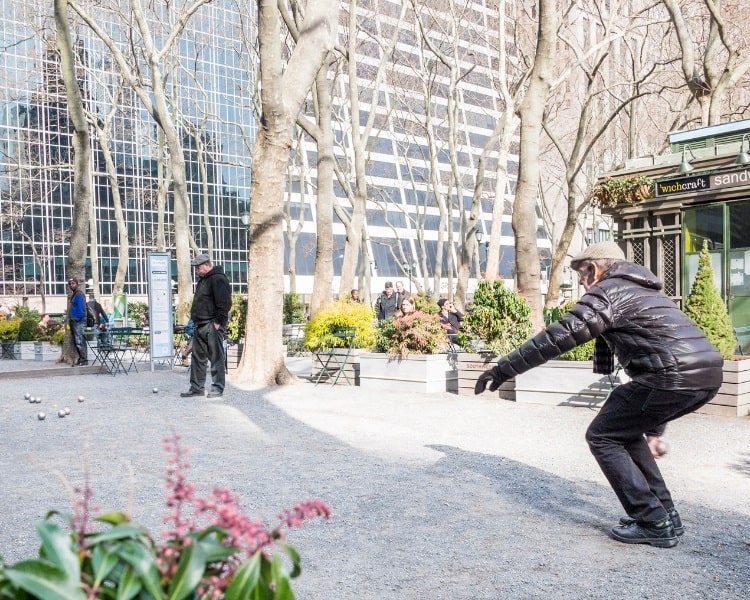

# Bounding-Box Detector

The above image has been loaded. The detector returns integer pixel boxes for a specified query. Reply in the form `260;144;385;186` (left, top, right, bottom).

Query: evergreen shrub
283;292;305;324
684;240;735;359
460;280;533;355
227;293;248;342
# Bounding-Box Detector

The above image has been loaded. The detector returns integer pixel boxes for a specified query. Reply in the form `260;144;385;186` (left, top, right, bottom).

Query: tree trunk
54;0;92;364
514;0;557;332
236;0;338;385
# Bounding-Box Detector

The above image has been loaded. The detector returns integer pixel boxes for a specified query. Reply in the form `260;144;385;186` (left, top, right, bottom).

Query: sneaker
206;391;223;399
610;518;678;548
619;508;684;536
180;389;205;397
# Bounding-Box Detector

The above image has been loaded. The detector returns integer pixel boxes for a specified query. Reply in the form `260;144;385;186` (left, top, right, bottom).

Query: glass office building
0;1;550;311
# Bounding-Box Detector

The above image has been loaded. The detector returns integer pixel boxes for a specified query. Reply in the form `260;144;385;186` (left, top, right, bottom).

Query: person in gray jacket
475;241;723;548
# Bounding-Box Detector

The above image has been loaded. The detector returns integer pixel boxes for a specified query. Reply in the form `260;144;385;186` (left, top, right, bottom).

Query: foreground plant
0;434;330;599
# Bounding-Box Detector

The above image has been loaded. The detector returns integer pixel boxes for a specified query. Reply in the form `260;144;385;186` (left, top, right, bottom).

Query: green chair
313;326;357;386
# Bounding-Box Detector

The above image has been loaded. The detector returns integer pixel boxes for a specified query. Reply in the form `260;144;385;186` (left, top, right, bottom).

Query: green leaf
270;555;294;600
35;521;80;581
117;539;163;598
115;566;142;600
280;545;301;579
4;560;85;600
224;553;261;600
91;544;120;587
86;524;152;545
96;512;131;526
166;542;206;600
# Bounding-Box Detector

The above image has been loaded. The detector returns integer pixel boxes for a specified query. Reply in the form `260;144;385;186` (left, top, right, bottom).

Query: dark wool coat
495;262;724;391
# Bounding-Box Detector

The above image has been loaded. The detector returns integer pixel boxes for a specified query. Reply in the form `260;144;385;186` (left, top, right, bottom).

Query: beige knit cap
570;241;625;270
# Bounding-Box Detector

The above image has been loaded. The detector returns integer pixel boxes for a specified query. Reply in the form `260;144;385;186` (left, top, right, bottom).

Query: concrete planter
13;341;36;360
697;359;750;417
456;353;515;399
34;341;62;361
311;348;363;385
226;342;243;371
359;352;457;393
514;360;628;407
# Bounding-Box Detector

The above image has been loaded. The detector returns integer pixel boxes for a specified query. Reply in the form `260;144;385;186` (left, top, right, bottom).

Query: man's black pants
189;322;226;394
585;381;717;523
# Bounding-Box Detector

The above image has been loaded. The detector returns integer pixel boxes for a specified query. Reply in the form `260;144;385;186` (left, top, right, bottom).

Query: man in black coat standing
181;254;232;399
475;241;723;548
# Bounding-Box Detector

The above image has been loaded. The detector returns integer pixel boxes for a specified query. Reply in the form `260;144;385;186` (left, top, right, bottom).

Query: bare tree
54;0;92;363
662;0;750;126
236;0;339;385
68;0;213;323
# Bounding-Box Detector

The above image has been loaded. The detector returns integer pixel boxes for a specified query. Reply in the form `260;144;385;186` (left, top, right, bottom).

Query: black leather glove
474;365;508;394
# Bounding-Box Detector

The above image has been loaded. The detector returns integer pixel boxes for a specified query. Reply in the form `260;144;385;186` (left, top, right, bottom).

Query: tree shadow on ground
729;452;750;477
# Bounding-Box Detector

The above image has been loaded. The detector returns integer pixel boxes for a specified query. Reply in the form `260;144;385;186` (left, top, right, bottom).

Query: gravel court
0;360;748;599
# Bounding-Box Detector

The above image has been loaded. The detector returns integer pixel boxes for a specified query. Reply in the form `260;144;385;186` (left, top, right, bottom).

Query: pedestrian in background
181;254;231;399
67;278;88;366
475;241;723;548
375;281;399;323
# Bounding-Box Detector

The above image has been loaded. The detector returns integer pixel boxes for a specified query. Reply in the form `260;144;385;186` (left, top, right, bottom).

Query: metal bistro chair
313;326;357;386
97;327;135;376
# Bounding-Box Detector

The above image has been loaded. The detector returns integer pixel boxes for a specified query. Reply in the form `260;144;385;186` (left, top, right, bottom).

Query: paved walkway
0;357;749;599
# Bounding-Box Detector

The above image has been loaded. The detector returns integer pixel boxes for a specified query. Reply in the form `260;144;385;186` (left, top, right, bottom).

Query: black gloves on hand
474;365;508;394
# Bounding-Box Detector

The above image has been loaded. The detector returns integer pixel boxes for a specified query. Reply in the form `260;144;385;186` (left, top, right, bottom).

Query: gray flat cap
570;241;625;270
190;253;211;266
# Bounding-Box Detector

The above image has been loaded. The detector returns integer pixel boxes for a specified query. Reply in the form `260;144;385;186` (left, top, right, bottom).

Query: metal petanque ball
28;396;35;404
37;412;46;420
77;395;85;403
58;409;66;418
34;397;42;404
153;388;159;394
24;393;30;400
64;407;71;415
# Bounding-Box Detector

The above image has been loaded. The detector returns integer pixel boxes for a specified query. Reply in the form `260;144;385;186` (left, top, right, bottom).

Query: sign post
146;253;174;371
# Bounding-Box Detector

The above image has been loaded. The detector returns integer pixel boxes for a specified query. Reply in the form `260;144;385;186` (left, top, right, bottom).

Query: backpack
86;304;96;328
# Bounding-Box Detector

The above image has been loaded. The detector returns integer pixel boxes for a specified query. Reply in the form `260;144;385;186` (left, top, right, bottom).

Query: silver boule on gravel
37;412;46;420
153;388;159;394
24;393;30;400
64;407;71;415
77;395;85;402
57;409;66;418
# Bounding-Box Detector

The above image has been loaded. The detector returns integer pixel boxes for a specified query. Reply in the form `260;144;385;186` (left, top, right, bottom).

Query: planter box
311;349;362;385
226;342;243;371
697;359;750;417
456;353;516;399
359;352;457;393
13;341;36;360
34;341;62;361
514;360;628;407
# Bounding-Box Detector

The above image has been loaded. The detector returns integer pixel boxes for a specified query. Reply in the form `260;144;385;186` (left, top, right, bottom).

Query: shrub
375;311;449;357
128;301;149;326
283;292;305;324
543;302;595;361
0;318;19;342
684;240;735;359
304;299;377;350
460;280;533;355
51;328;65;346
227;293;248;342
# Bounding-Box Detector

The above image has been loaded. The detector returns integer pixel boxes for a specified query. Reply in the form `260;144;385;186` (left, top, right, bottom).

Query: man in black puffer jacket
181;254;232;399
475;241;723;548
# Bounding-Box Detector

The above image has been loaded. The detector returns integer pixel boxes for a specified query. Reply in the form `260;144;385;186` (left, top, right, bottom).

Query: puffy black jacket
495;262;724;391
190;266;232;329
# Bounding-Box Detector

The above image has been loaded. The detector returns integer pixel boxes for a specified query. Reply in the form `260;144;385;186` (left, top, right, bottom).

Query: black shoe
206;391;223;399
180;389;205;397
619;508;684;536
79;360;88;366
611;518;678;548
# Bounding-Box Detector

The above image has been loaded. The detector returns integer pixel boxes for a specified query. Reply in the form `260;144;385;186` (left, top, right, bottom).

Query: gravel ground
1;359;749;599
